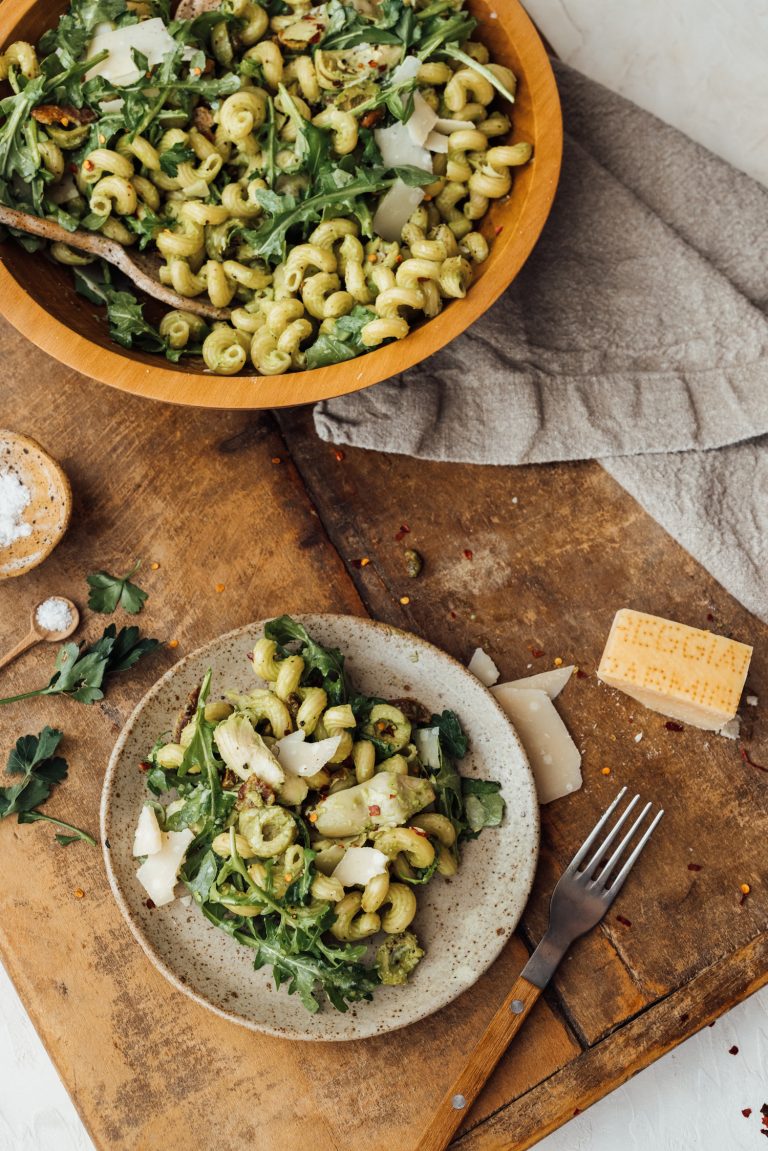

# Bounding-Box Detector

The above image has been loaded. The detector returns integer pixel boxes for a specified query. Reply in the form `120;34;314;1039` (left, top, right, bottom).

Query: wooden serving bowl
0;0;561;410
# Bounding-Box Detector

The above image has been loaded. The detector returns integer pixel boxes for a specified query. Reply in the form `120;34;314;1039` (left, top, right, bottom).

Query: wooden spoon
0;597;80;673
0;203;229;321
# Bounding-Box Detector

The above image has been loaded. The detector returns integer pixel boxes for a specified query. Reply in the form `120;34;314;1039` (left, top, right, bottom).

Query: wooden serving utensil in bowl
0;0;562;410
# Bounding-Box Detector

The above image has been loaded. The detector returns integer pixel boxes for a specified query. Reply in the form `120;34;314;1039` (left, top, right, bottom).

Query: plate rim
101;613;540;1040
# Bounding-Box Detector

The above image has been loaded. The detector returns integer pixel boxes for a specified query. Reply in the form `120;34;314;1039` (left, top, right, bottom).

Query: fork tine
579;794;640;880
567;786;628;872
590;800;653;888
602;808;664;901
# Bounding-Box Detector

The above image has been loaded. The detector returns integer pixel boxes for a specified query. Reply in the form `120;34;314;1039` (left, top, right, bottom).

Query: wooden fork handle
415;974;543;1151
0;630;39;673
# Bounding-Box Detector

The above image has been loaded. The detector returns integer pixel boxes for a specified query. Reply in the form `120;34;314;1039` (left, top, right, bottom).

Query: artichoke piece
312;772;435;837
375;931;424;986
363;703;412;753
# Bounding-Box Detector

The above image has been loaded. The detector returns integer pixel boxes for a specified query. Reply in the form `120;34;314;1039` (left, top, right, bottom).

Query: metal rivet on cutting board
452;1095;466;1110
510;999;525;1014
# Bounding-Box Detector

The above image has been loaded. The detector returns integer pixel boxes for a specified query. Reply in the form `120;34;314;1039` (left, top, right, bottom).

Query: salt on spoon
0;597;80;673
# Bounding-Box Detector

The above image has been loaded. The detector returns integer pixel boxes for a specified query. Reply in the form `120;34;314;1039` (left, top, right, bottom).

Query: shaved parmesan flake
136;828;194;907
434;117;476;134
468;647;500;687
86;18;181;86
494;687;582;804
407;92;438;146
133;804;163;857
390;54;422;86
373;179;424;241
374;120;432;175
495;665;575;700
274;729;343;777
425;130;450;154
332;846;389;887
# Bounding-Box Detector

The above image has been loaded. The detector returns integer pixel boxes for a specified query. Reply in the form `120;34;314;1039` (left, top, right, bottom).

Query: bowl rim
0;0;563;410
100;613;541;1041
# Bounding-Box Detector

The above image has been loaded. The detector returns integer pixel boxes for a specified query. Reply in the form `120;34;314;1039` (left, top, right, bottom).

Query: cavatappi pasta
132;616;505;1012
0;0;532;375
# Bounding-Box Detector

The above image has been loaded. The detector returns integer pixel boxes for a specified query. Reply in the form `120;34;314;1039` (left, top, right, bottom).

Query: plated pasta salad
0;0;531;375
132;616;504;1012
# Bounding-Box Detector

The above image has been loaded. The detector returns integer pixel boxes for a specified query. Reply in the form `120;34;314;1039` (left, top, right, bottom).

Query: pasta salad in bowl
0;0;561;407
101;614;539;1039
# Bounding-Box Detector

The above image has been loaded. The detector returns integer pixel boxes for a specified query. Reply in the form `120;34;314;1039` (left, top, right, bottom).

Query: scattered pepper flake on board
334;449;345;461
150;561;160;570
399;595;411;606
740;745;768;773
73;888;85;899
665;721;684;732
601;767;611;776
576;667;588;679
729;1045;739;1055
360;556;370;567
271;456;281;465
463;548;473;560
616;914;632;927
394;522;410;541
687;862;703;872
167;639;179;649
740;883;751;895
215;583;225;593
553;656;563;667
528;646;545;658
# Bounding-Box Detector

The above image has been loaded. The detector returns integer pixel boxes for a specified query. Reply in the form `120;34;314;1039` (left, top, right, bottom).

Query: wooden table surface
1;315;766;1151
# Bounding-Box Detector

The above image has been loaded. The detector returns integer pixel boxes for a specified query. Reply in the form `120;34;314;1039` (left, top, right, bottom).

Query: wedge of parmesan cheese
133;804;163;857
135;827;194;907
597;608;752;731
274;729;343;776
406;92;438;146
495;665;575;700
374;119;432;175
468;647;500;687
373;178;425;241
493;687;582;804
331;846;389;887
86;18;181;86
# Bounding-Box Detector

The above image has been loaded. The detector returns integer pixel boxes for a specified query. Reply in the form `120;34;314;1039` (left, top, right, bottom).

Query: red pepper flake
665;721;684;732
495;225;504;236
449;610;457;619
687;862;703;871
138;760;151;772
679;1012;690;1024
573;1108;581;1116
740;745;768;773
271;456;281;464
368;804;381;817
742;1108;752;1118
729;1045;739;1055
394;522;411;541
463;548;473;560
145;898;156;910
576;668;588;679
334;449;345;461
83;159;94;171
706;612;715;621
616;914;632;927
411;827;428;837
529;646;545;659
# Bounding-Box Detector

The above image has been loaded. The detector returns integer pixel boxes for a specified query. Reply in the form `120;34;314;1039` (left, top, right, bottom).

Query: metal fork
415;788;664;1151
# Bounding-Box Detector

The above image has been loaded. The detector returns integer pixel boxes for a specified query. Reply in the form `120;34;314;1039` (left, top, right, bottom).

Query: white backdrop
2;1;767;1147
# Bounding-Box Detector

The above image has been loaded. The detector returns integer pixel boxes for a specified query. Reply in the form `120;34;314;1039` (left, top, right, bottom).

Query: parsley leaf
87;560;148;615
0;625;160;707
305;306;377;368
0;727;95;845
158;141;196;177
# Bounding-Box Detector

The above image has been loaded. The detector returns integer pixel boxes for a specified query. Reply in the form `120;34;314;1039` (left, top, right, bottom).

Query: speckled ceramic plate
101;615;539;1041
0;430;72;579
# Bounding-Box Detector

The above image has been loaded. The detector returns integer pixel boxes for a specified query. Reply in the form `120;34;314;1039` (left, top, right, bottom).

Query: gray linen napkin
314;60;768;624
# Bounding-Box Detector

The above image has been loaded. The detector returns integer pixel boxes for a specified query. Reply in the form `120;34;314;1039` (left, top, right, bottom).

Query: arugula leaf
177;670;231;832
87;559;148;614
462;778;505;833
430;709;468;759
438;44;516;104
0;625;159;707
185;847;219;903
158;141;196;177
73;267;198;363
0;727;95;845
305;306;376;369
264;616;347;705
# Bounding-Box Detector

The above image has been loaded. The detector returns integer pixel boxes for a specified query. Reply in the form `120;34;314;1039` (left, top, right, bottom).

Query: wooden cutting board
0;319;765;1150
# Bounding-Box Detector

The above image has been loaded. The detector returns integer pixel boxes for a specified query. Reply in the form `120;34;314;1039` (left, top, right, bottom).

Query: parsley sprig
0;727;95;846
0;624;159;707
87;560;148;615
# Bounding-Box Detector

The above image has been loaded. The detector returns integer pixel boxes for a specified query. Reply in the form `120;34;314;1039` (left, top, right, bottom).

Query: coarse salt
0;470;32;548
36;597;73;633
